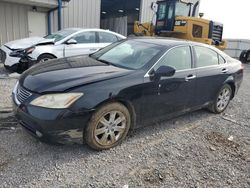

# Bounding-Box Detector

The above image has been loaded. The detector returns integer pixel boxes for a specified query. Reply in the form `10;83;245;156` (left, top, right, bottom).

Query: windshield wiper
97;58;134;70
97;59;112;65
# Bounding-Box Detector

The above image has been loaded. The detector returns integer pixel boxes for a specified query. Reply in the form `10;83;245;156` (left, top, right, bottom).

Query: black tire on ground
246;49;250;63
208;84;232;114
239;50;247;64
85;102;131;150
37;54;55;63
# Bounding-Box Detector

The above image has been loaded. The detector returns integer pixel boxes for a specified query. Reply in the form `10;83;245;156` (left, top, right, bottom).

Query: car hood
5;37;46;50
20;56;133;93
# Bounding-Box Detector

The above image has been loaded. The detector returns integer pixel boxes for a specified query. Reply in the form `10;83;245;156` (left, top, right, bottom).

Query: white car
0;28;126;71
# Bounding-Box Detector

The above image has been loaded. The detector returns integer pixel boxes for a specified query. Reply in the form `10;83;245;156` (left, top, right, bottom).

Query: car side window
154;46;192;71
99;32;118;43
194;46;219;67
218;54;226;64
72;32;96;44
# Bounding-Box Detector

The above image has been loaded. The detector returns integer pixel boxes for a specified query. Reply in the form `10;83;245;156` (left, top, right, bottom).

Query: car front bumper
13;96;93;144
0;45;20;67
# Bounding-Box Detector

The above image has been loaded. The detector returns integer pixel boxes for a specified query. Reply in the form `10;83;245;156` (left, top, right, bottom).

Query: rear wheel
85;102;131;150
246;50;250;63
239;50;247;63
208;84;232;114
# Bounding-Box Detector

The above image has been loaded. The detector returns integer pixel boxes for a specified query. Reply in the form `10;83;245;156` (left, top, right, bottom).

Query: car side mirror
66;39;77;45
154;66;176;78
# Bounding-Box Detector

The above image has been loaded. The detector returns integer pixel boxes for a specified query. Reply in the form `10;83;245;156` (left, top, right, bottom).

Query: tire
85;102;131;150
37;54;55;63
246;49;250;63
239;50;247;64
208;84;232;114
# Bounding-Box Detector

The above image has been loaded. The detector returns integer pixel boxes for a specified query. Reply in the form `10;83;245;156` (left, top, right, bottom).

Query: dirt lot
0;64;249;188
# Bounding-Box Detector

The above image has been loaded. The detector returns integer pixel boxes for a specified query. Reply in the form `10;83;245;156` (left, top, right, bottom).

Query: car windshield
44;29;77;42
92;40;162;70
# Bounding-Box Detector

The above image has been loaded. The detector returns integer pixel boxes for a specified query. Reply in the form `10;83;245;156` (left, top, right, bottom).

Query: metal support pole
58;0;62;30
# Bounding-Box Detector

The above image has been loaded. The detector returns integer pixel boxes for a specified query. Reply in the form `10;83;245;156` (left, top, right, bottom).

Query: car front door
142;46;197;124
192;46;229;107
64;31;100;57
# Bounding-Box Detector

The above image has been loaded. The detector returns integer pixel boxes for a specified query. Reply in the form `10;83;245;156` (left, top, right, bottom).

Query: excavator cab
155;0;226;50
155;0;195;34
134;0;227;50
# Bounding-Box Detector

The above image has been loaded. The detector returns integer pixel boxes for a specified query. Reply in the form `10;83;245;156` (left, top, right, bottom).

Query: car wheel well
116;99;136;129
38;53;57;60
226;82;236;99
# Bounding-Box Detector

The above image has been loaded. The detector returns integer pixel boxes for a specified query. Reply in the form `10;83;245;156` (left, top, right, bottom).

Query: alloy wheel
216;87;231;111
94;111;127;146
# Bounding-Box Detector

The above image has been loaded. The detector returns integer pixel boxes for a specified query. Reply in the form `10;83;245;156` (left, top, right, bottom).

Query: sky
199;0;250;39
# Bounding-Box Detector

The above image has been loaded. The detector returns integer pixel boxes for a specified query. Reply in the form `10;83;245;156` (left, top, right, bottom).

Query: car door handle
185;75;196;81
221;68;228;73
90;48;97;51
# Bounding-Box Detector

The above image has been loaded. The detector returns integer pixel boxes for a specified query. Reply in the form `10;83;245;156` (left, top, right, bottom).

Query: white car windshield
44;29;77;42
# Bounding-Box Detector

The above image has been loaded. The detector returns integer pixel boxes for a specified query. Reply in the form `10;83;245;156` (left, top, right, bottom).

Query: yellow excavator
134;0;227;50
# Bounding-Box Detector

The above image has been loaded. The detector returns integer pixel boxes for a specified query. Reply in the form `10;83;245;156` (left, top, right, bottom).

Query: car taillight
239;65;244;73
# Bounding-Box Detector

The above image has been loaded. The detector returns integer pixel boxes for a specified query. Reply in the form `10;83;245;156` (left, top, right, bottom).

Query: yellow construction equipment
134;0;227;50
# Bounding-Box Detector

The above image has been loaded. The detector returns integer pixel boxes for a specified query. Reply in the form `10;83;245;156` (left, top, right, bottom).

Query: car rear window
99;32;118;43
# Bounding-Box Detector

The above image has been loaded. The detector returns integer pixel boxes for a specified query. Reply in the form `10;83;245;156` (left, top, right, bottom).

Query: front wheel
37;54;55;63
85;102;131;150
208;84;232;114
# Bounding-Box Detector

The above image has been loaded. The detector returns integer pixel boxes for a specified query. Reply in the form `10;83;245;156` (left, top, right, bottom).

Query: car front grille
0;49;6;63
16;86;32;104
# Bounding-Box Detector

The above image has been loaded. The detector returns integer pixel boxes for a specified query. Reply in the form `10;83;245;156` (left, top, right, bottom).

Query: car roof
129;37;226;53
129;37;197;47
63;28;126;38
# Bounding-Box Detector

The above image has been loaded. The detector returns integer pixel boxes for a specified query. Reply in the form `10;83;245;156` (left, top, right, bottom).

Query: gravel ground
0;64;18;110
0;64;249;188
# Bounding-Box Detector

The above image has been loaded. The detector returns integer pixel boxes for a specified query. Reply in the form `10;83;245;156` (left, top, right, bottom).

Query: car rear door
141;46;197;124
97;31;120;49
192;45;229;107
64;31;100;57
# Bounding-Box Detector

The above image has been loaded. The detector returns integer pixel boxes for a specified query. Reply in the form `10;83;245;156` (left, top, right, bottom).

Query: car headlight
25;46;35;54
30;93;83;109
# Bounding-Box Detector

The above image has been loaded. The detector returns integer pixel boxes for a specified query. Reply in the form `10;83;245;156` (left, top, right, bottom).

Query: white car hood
4;37;45;50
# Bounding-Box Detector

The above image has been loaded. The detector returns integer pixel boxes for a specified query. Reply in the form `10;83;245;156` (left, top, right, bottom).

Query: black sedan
12;38;243;150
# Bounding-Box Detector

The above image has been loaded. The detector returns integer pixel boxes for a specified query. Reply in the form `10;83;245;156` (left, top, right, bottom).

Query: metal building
0;0;101;45
224;39;250;59
0;0;199;45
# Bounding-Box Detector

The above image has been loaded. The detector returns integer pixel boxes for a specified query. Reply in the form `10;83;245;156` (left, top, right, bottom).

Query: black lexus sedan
13;38;243;150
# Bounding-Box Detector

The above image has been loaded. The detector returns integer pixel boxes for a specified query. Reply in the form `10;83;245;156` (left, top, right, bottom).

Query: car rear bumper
13;97;93;144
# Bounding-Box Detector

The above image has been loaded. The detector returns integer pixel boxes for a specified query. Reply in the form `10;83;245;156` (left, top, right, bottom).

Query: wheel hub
94;111;126;146
217;87;231;111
